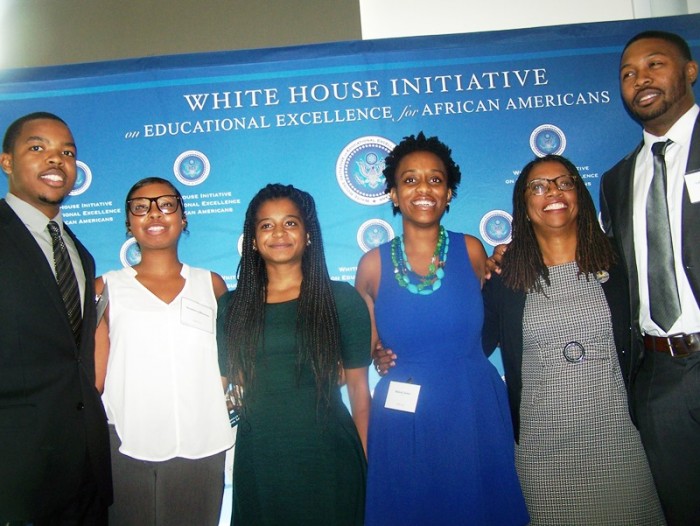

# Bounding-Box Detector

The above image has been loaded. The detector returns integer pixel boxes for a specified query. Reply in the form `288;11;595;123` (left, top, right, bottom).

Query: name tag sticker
180;297;214;333
685;170;700;203
385;380;421;413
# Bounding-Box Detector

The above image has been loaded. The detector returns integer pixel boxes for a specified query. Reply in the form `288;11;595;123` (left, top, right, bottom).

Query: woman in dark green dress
218;183;371;525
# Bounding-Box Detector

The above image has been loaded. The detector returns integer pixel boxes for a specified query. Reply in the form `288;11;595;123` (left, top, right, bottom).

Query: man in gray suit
600;30;700;525
0;112;112;524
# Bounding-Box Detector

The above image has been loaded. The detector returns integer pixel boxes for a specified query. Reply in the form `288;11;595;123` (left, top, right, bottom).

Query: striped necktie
47;221;82;344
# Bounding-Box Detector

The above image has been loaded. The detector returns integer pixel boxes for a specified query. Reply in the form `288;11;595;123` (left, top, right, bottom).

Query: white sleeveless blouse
102;264;233;461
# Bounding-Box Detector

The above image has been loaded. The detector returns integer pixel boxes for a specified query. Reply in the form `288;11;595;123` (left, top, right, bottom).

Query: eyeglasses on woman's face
127;194;182;216
526;174;576;196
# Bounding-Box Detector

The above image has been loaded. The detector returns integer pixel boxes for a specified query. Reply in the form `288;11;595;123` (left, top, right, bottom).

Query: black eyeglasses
127;195;182;216
526;175;576;196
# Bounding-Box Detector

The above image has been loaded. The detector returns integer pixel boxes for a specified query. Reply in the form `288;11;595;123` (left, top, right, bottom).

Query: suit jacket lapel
616;144;643;274
0;200;78;341
685;113;700;175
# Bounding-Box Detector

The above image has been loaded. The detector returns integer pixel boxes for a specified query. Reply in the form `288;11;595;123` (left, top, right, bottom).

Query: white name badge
385;380;421;413
685;170;700;204
180;297;214;333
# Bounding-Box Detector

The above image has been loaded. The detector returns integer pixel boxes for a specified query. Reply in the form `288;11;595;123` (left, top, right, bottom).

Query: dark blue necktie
47;221;82;344
646;140;681;332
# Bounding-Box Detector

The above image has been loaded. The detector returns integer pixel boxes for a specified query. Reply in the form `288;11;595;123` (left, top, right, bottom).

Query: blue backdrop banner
1;14;699;377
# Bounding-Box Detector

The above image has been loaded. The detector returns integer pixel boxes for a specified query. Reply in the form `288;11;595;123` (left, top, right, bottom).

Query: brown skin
484;244;507;278
374;161;580;374
358;150;487;374
485;38;698;280
523;162;578;266
524;161;578;266
254;197;371;455
0;118;77;218
253;197;307;303
94;182;228;392
619;37;698;136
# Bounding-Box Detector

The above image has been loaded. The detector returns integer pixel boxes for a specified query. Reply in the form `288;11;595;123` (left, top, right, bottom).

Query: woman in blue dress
355;132;528;525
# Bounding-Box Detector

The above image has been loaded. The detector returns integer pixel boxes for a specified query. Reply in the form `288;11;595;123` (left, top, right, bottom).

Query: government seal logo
120;238;142;267
336;136;395;205
357;219;394;253
529;124;566;157
69;161;92;197
479;210;513;247
174;150;210;186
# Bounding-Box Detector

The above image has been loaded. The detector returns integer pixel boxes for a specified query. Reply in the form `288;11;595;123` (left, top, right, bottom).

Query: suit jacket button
76;402;85;411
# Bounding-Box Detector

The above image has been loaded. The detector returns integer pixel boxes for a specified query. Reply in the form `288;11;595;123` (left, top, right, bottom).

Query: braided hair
502;155;615;293
224;183;341;410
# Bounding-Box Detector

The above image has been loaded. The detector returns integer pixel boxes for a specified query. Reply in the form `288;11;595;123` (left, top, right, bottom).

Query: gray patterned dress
517;262;665;525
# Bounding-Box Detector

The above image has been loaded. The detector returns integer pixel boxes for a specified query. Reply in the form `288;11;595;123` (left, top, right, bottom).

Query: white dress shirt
632;104;700;336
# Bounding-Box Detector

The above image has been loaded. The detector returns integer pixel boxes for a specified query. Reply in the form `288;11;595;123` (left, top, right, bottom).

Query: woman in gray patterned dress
483;155;665;525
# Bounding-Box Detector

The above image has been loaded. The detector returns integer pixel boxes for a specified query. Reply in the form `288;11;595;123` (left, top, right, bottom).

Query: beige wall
2;0;698;71
359;0;699;40
0;0;362;70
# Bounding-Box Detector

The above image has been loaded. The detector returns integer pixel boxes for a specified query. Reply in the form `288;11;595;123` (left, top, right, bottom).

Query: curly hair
223;183;341;411
383;132;462;215
502;154;615;293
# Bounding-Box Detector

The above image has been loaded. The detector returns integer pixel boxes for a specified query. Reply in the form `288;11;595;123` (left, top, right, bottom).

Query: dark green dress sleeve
331;281;371;370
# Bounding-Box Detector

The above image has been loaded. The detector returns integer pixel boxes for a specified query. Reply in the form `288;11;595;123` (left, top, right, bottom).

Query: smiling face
254;197;307;267
524;161;579;234
620;37;698;135
126;181;186;250
0;118;77;218
389;150;452;227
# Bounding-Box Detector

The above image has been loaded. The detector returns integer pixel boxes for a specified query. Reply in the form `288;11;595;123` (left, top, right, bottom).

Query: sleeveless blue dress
365;231;528;525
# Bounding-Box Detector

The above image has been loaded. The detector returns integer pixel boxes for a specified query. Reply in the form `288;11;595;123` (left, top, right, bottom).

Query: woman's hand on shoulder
464;234;488;285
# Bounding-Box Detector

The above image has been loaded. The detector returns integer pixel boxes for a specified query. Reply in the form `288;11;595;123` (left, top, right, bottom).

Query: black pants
634;350;700;526
9;459;108;526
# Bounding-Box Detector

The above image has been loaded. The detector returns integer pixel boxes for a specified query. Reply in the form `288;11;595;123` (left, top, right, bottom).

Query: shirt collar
642;104;699;152
5;192;64;235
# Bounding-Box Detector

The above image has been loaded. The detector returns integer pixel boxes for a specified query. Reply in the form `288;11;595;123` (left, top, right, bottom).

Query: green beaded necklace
391;226;449;295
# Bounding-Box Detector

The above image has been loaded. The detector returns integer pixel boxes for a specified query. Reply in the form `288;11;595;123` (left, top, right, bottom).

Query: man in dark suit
600;31;700;525
0;112;112;524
